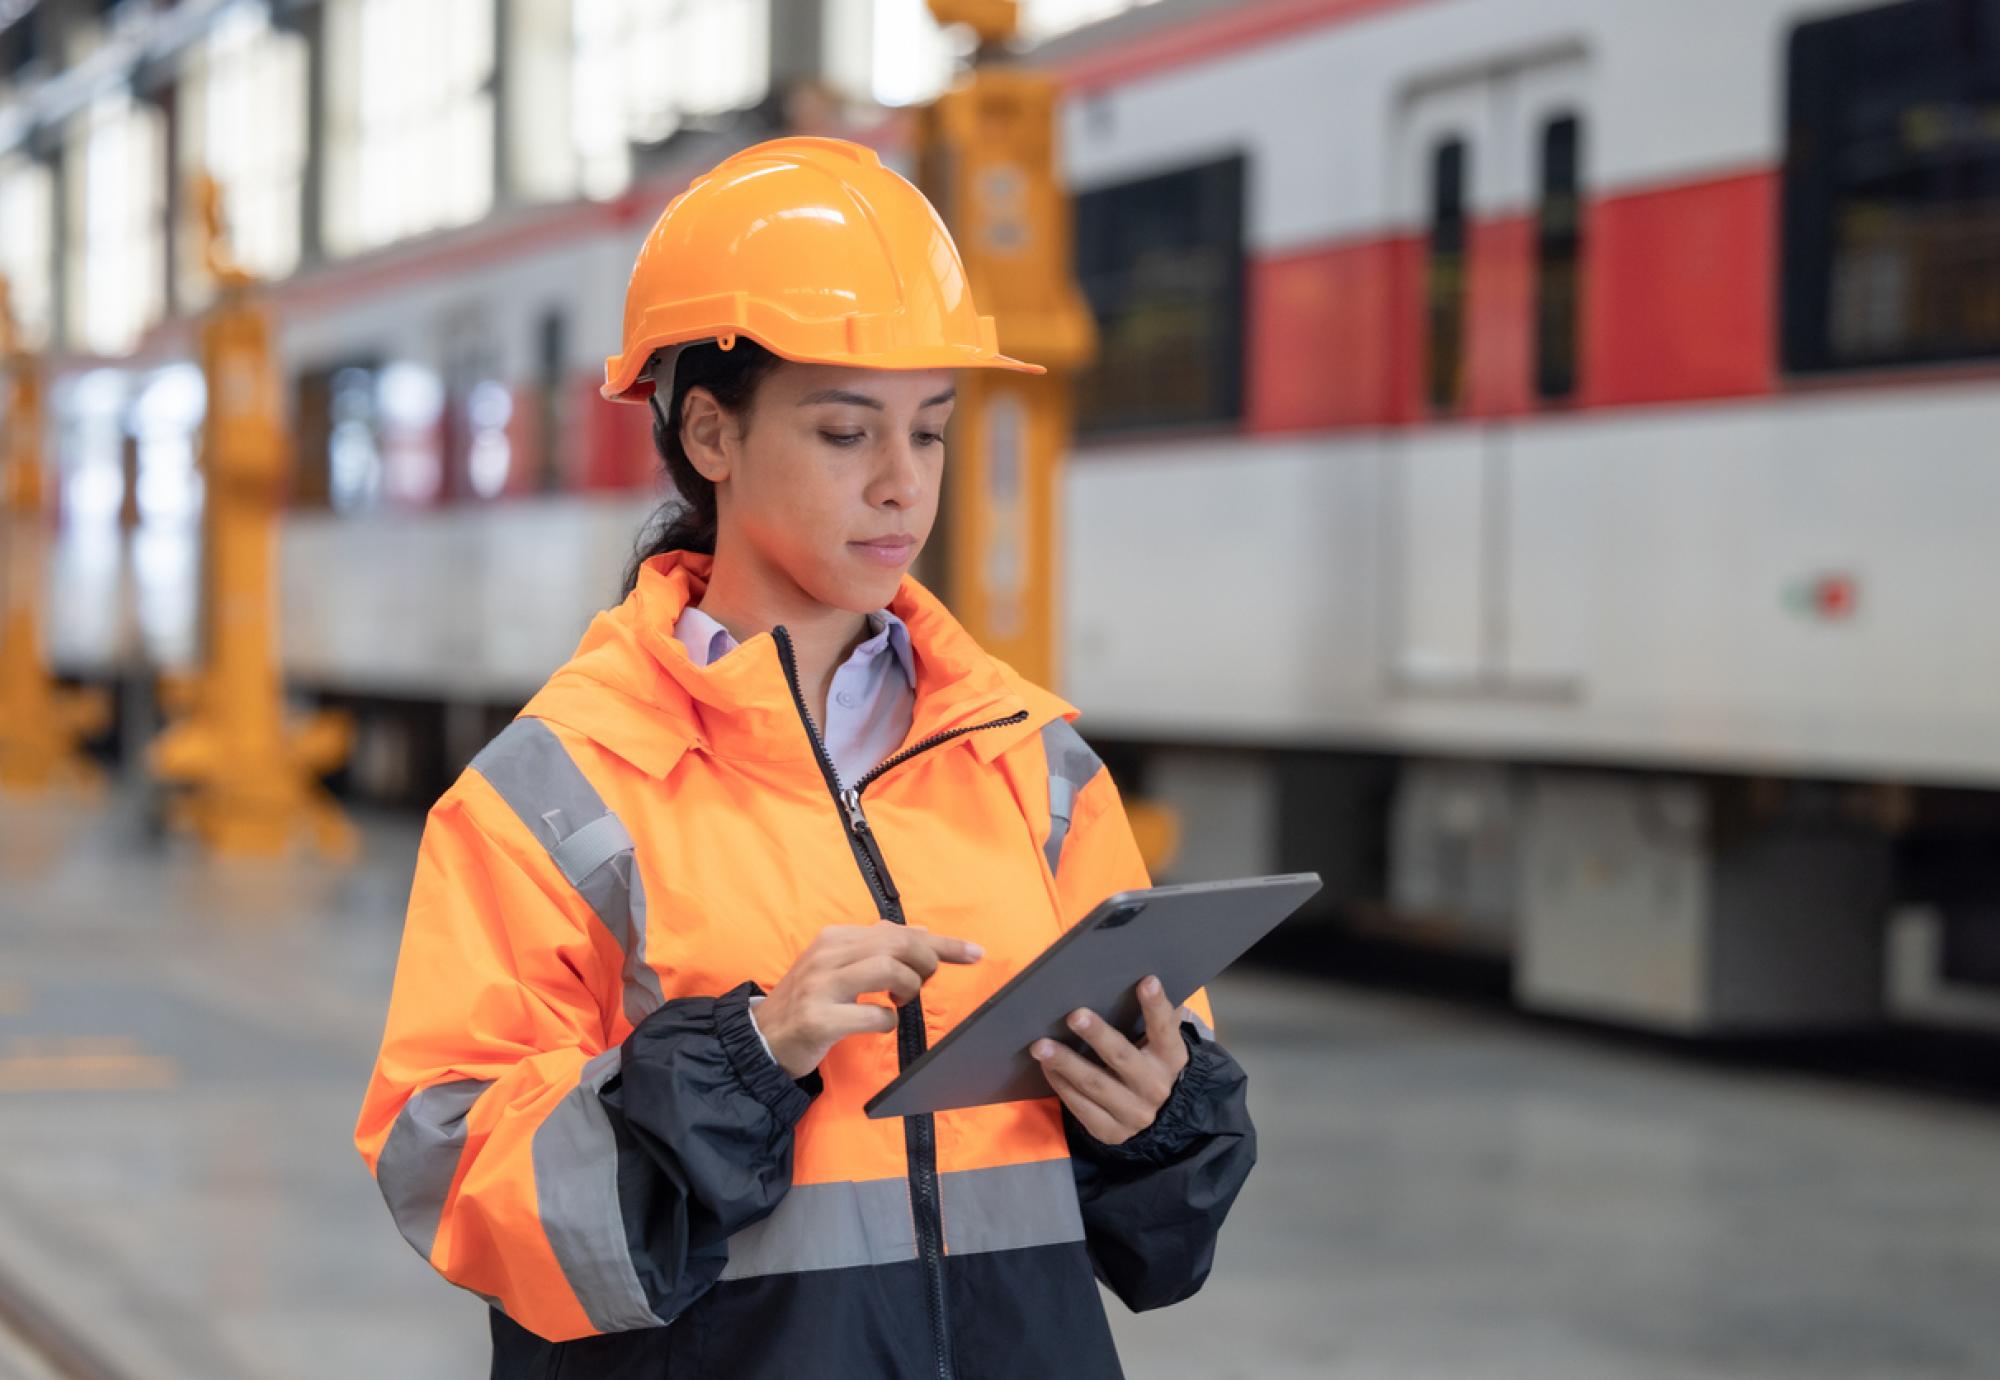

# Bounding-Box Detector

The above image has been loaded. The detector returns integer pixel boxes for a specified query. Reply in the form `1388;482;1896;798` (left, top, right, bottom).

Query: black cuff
1069;1022;1223;1168
714;981;822;1123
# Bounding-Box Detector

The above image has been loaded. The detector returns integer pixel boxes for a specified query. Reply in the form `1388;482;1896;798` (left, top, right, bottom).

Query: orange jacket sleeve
355;767;816;1341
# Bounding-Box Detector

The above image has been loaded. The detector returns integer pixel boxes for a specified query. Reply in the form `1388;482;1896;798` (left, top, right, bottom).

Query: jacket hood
521;550;1076;780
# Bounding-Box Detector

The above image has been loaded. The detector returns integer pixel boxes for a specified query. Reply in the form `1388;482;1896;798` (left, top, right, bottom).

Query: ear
679;386;735;483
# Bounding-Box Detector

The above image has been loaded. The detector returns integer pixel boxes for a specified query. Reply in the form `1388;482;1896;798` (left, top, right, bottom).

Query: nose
868;436;925;510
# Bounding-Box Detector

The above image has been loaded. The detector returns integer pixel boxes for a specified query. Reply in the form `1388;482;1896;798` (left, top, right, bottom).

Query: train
36;0;2000;1034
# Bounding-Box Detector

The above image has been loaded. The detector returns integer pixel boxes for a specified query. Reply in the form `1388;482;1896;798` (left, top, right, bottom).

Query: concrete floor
2;790;1998;1379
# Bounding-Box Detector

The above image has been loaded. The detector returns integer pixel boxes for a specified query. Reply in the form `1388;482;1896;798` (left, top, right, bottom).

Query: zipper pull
840;785;902;908
840;785;870;833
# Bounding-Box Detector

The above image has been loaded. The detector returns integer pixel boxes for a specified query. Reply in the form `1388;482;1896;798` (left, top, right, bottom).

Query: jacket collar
521;550;1074;780
674;600;918;690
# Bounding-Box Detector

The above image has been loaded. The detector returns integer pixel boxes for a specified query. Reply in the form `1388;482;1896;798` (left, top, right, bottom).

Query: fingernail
1032;1042;1053;1060
1143;976;1162;996
1069;1010;1091;1031
965;943;984;960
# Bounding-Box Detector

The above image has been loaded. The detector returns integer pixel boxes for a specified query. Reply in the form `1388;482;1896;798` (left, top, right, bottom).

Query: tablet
864;873;1322;1120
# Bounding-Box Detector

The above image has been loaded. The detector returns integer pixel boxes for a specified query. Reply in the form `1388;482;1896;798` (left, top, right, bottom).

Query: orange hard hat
602;136;1044;403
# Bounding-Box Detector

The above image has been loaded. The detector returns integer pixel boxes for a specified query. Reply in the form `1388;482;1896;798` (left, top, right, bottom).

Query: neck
695;544;873;729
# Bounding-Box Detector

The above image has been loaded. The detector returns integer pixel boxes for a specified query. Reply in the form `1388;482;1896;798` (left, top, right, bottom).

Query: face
683;362;955;613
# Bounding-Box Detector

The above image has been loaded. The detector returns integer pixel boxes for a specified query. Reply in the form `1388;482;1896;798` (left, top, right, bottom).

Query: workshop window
323;0;494;256
65;92;167;357
0;156;54;350
177;4;307;307
570;0;771;200
1022;0;1169;41
842;0;1167;108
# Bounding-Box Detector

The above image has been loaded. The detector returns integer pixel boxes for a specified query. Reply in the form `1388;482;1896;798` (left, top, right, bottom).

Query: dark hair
622;338;784;595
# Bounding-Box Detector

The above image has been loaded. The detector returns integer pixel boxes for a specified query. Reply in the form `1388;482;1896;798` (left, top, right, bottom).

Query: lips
849;535;917;567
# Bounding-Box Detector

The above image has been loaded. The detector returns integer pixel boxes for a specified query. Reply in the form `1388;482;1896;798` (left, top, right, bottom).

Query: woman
356;136;1256;1380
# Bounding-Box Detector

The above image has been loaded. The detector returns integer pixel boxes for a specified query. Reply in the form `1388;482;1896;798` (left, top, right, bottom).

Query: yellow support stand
0;276;109;793
147;174;355;859
920;1;1179;875
918;4;1096;690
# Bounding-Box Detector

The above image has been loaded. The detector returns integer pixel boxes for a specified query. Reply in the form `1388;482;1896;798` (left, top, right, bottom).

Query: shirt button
836;690;858;709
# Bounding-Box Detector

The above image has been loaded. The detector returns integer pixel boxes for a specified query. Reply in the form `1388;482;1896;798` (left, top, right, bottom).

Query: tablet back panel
865;873;1321;1120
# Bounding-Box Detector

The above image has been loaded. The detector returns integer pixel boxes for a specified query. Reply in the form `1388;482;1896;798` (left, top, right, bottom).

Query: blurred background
3;0;2000;1376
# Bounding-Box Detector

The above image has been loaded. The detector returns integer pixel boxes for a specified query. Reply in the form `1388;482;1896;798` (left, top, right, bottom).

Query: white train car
1029;0;2000;1034
1045;0;1998;784
39;0;2000;1032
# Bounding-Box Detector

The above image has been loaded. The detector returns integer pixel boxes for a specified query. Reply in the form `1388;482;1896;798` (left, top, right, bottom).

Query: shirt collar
673;605;739;669
858;607;918;687
673;604;916;688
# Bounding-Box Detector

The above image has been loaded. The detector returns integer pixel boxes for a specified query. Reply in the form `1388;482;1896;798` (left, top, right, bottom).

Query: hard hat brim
602;329;1046;404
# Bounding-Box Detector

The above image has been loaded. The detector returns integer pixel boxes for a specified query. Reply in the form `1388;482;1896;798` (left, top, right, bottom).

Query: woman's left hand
1031;975;1190;1145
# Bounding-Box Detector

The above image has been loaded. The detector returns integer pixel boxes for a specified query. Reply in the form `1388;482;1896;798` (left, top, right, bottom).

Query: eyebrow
797;387;957;410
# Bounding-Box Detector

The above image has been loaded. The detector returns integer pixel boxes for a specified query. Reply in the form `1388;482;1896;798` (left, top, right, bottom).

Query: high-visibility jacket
355;550;1257;1379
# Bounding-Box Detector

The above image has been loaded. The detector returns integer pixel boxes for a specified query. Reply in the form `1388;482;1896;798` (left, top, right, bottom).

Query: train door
1387;54;1588;699
1388;77;1489;693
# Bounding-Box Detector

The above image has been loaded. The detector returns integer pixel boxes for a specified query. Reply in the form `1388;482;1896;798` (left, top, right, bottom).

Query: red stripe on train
1246;168;1780;432
1247;234;1414;431
1583;169;1779;408
1468;214;1537;417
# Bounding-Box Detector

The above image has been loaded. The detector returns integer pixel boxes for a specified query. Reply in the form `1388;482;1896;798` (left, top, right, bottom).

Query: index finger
897;924;984;965
892;920;984;964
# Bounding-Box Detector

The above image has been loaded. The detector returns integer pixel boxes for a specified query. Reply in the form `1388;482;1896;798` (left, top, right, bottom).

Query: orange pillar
147;175;354;859
0;276;109;793
918;4;1179;871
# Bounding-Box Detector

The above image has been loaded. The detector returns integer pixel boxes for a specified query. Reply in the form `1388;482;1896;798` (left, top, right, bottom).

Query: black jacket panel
1066;1024;1258;1312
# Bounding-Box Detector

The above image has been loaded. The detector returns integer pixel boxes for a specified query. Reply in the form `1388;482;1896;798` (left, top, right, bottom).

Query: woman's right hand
754;921;984;1079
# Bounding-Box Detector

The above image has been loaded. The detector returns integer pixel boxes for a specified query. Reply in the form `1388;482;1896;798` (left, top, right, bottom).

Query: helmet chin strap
644;342;693;432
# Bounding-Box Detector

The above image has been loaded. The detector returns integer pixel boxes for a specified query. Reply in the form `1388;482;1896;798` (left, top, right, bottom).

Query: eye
819;430;865;447
913;431;944;448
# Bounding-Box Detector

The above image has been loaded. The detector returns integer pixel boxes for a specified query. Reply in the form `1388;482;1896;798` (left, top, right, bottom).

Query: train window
536;309;568;492
1784;0;2000;373
1073;154;1245;436
1535;114;1583;401
1425;138;1469;411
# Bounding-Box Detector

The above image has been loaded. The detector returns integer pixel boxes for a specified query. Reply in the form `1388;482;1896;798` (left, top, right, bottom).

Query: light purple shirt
673;602;918;1070
673;604;918;789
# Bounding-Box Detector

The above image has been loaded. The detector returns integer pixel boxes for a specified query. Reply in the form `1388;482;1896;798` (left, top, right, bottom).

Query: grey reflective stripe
552;813;633;886
531;1049;670;1332
377;1078;494;1261
717;1160;1085;1281
1181;1006;1216;1042
1040;718;1104;876
939;1158;1085;1258
718;1177;916;1281
471;717;664;1027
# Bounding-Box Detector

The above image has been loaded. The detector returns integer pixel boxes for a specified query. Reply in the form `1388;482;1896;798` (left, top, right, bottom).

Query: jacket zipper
773;626;1027;1380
